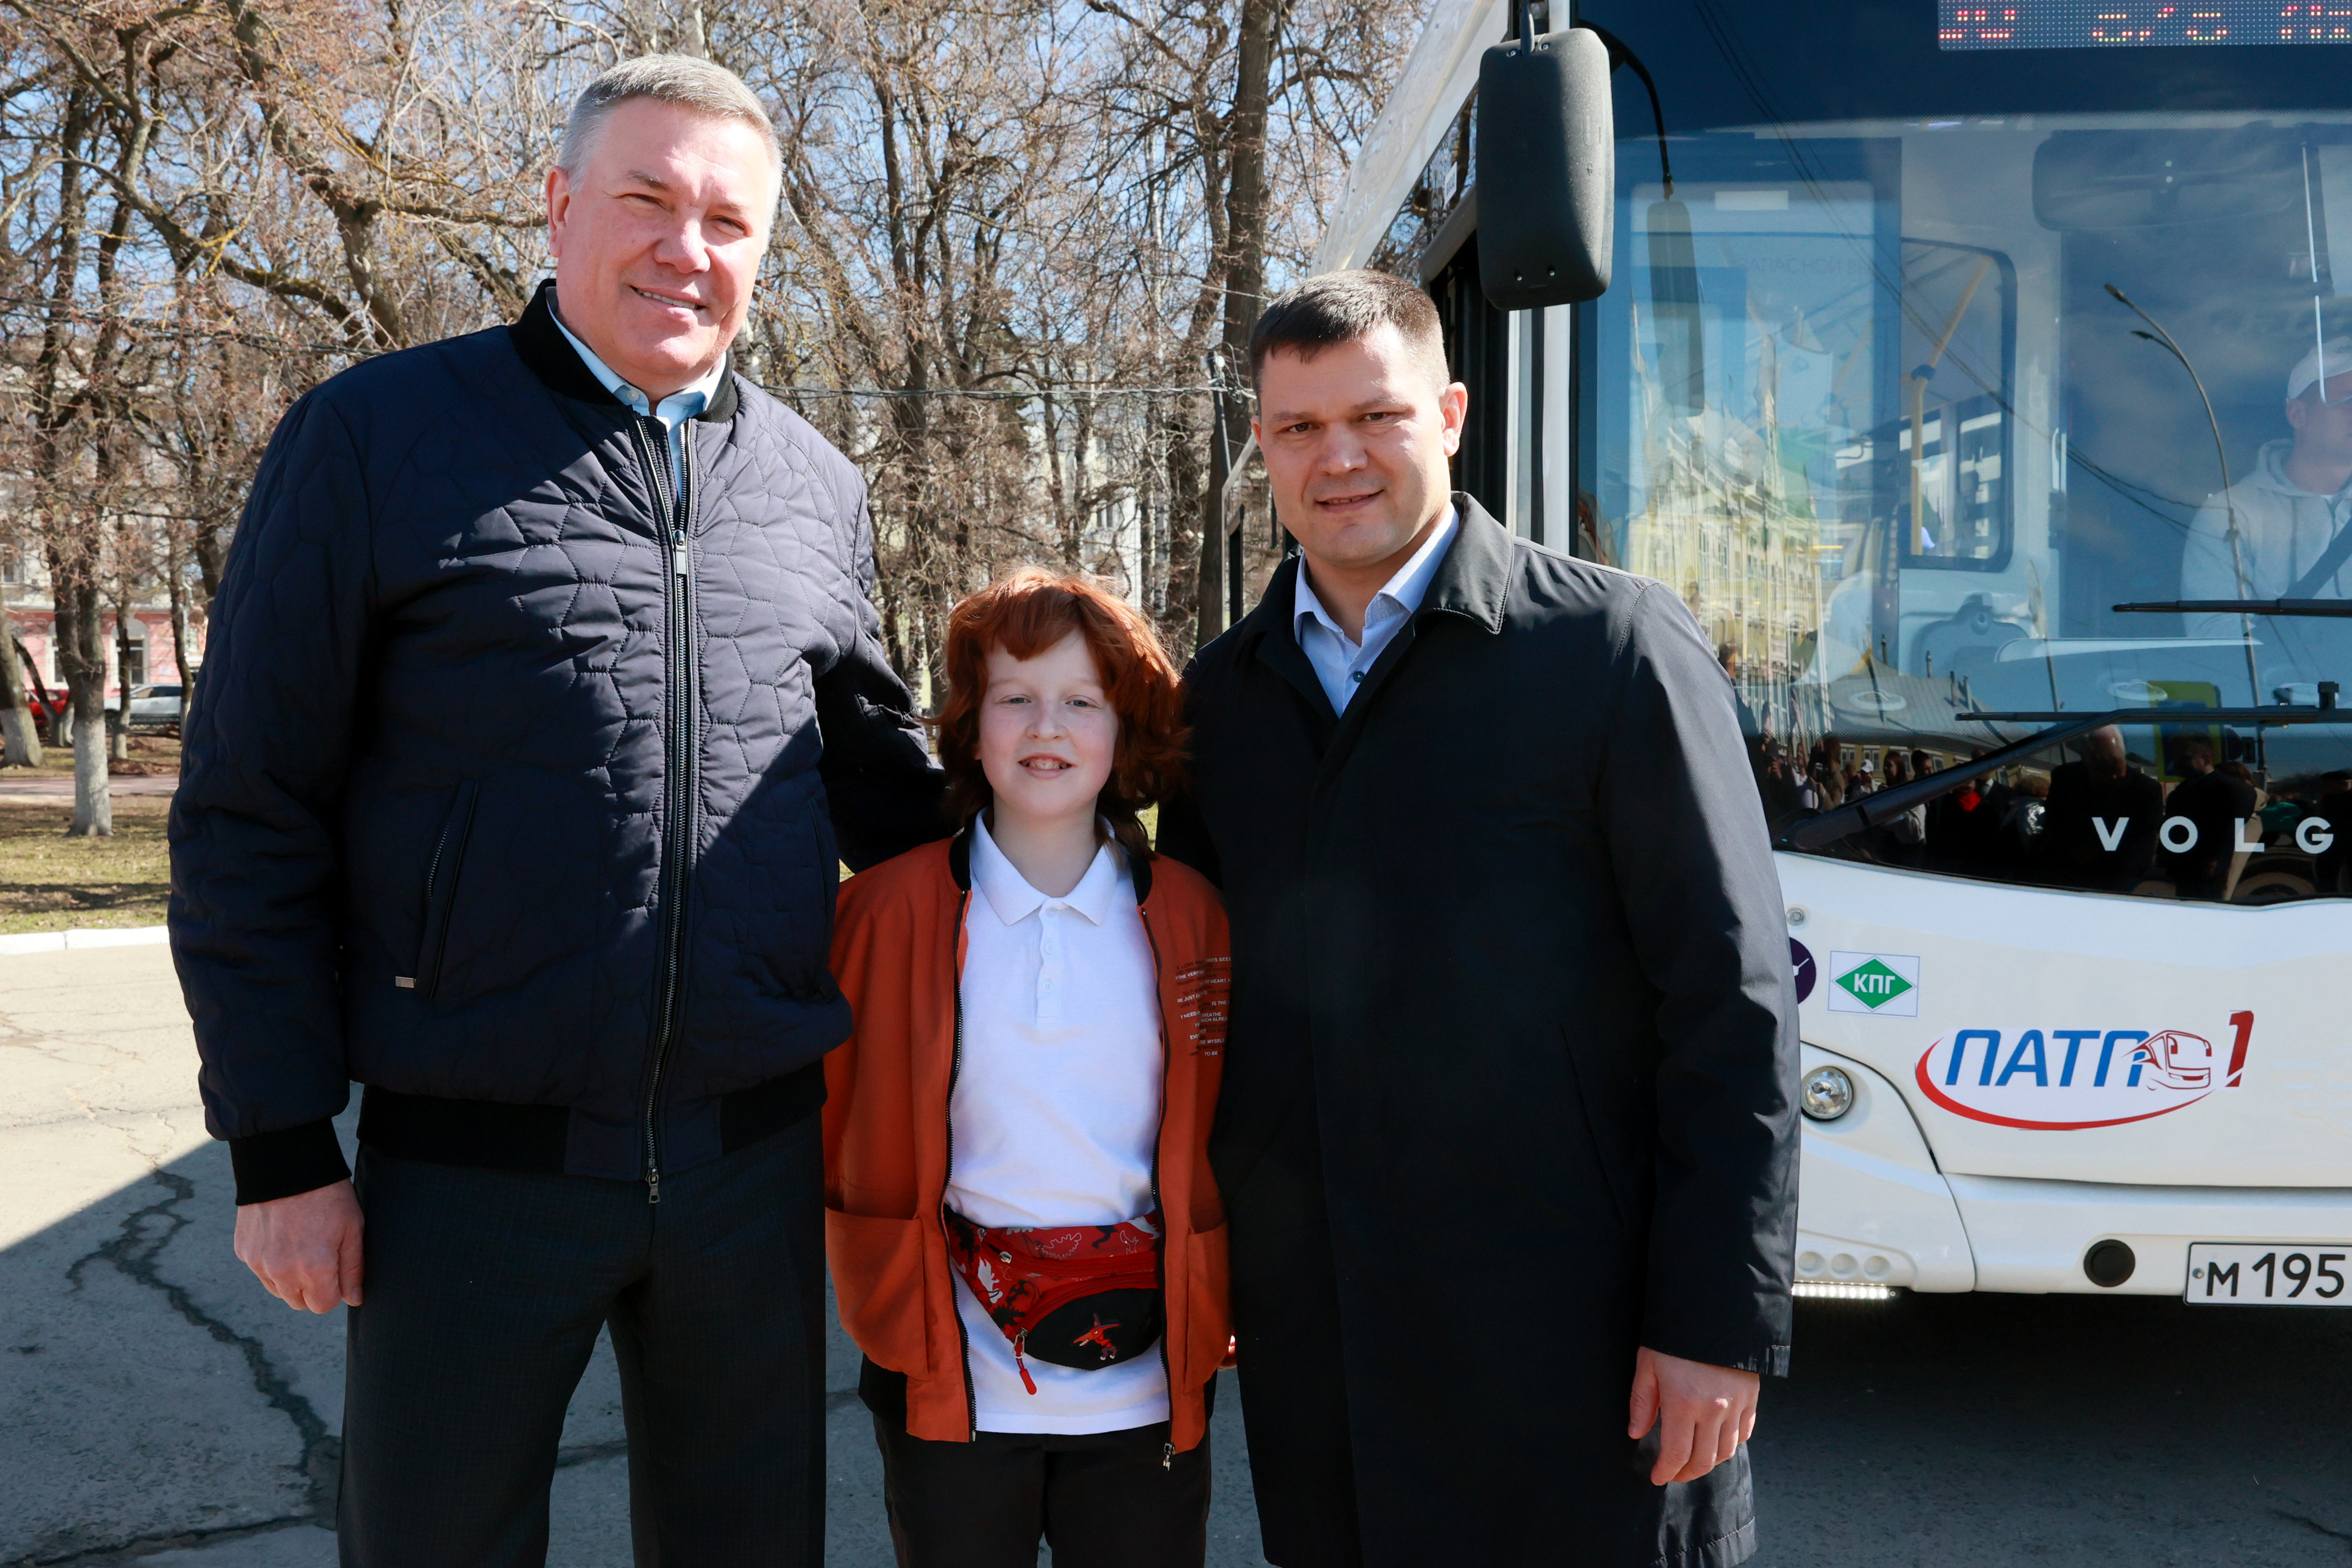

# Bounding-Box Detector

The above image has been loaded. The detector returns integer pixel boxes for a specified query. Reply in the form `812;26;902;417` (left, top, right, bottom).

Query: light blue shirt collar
550;307;726;476
1291;505;1458;712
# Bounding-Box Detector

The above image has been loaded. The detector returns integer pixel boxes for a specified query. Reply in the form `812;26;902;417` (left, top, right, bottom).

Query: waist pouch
944;1209;1164;1394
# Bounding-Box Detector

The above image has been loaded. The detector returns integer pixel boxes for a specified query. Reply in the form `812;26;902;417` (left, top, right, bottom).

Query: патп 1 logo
1914;1012;2255;1130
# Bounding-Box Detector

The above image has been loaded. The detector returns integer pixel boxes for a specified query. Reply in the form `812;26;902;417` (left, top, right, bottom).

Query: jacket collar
1233;489;1513;667
508;279;741;422
1419;493;1513;634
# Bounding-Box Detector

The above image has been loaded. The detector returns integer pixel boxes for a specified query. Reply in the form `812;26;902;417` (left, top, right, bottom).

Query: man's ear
545;165;571;258
1439;381;1469;457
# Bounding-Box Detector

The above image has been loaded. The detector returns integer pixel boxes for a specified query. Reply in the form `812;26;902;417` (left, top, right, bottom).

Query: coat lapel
1233;554;1340;738
1308;495;1516;788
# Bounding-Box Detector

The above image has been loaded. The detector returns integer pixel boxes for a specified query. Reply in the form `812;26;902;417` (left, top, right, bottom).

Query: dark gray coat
1159;499;1797;1568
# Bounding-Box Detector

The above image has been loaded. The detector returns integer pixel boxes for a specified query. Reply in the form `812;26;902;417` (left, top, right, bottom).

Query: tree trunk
0;595;39;767
167;530;196;729
1194;0;1281;648
1222;0;1279;371
111;592;134;762
1197;387;1231;650
51;552;111;836
1163;406;1206;661
35;642;67;749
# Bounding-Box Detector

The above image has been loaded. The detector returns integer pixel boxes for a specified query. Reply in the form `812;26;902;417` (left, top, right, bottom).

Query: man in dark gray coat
168;56;942;1565
1159;271;1798;1568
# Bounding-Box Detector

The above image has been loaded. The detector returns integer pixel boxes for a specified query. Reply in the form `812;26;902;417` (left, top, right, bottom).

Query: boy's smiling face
977;632;1118;833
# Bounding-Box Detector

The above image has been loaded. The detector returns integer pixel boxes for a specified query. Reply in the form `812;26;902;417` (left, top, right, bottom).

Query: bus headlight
1800;1064;1856;1122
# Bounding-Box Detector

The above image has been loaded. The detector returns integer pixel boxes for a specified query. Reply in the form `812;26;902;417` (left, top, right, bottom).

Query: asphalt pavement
4;944;2348;1566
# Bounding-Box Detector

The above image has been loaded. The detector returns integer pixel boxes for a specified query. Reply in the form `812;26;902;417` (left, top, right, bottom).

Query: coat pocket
1560;1023;1650;1238
404;779;479;1002
826;1207;930;1375
1180;1218;1232;1388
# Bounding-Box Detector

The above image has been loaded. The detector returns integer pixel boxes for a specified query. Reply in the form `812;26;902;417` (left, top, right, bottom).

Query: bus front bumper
1797;1043;2352;1296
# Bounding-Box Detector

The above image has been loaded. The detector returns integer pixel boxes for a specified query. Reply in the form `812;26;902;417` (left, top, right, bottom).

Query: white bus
1307;0;2352;1304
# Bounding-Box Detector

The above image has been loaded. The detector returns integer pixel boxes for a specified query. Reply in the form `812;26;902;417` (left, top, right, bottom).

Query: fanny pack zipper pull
1012;1331;1038;1396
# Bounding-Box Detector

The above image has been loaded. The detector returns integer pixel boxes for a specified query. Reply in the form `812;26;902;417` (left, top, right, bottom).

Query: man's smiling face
1252;323;1467;579
546;96;775;398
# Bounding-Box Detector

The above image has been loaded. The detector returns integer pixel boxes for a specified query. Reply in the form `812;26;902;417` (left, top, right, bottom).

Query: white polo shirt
947;815;1170;1434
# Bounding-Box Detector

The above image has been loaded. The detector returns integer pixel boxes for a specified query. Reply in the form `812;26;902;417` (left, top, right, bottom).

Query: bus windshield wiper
1779;695;2343;852
2113;599;2352;618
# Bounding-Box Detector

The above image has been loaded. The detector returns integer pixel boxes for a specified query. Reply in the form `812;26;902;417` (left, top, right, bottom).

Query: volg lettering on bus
2091;816;2336;854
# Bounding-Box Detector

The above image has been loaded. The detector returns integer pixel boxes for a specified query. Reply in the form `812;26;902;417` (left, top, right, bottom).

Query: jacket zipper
423;820;454;909
411;779;479;1000
943;889;979;1438
632;416;699;1205
1139;896;1177;1469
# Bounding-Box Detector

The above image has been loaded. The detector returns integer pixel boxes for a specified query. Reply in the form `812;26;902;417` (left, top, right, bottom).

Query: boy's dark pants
337;1114;825;1567
870;1411;1210;1568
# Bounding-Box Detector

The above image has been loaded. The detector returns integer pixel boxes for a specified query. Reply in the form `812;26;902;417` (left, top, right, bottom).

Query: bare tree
0;0;1411;740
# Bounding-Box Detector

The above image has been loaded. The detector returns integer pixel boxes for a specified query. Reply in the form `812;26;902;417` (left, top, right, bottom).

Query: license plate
2185;1243;2352;1305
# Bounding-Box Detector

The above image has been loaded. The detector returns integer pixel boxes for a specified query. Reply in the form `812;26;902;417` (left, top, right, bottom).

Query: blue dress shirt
1292;506;1459;713
550;306;727;483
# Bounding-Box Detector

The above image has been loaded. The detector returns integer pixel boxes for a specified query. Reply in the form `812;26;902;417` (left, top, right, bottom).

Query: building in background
0;546;194;704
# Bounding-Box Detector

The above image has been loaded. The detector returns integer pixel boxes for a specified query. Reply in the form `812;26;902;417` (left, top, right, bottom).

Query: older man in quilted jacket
168;56;943;1566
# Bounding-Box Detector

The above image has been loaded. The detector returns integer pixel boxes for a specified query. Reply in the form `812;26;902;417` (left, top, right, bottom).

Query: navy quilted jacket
169;283;945;1202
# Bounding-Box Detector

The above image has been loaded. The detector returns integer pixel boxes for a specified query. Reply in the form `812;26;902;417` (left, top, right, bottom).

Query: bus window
1560;5;2352;902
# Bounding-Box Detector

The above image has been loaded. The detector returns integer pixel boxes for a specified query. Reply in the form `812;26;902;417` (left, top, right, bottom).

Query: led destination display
1941;1;2352;48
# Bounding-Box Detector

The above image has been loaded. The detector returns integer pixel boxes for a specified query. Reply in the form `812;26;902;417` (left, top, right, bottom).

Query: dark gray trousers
338;1113;825;1567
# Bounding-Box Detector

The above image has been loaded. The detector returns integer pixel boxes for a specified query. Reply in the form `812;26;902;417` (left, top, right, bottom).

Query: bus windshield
1577;75;2352;901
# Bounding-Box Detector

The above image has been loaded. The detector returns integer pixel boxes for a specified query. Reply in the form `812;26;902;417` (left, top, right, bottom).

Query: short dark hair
1248;269;1450;395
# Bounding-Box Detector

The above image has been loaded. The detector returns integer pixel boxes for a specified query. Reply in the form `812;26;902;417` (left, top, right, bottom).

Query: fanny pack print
944;1210;1165;1394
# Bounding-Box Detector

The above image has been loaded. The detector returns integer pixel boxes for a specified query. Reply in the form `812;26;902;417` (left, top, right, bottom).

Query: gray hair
559;54;782;194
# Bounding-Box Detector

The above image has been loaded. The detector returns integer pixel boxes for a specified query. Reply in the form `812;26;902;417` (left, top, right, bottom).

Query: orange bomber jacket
823;828;1233;1450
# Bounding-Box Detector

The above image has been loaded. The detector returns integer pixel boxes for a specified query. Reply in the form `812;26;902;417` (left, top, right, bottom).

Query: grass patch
0;794;172;933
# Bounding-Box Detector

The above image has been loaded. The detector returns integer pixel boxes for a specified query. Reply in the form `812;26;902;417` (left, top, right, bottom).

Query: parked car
20;686;66;726
105;683;185;731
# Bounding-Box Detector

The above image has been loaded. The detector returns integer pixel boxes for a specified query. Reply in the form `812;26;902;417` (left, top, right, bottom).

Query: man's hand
1628;1345;1760;1486
233;1181;363;1314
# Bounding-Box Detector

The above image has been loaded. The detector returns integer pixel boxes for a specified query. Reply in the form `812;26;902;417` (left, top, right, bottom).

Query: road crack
2273;1508;2352;1555
24;1170;342;1560
11;1517;322;1567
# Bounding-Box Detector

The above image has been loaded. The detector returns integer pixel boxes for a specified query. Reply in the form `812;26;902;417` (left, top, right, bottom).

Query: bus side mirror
1476;26;1614;310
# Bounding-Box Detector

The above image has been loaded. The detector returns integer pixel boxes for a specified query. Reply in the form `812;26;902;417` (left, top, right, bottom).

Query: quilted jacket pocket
826;1207;930;1375
405;779;479;1002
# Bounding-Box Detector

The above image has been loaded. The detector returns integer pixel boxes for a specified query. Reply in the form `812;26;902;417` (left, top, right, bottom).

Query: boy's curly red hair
935;567;1186;860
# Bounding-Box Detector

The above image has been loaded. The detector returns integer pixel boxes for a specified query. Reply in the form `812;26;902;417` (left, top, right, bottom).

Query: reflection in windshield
1584;115;2352;901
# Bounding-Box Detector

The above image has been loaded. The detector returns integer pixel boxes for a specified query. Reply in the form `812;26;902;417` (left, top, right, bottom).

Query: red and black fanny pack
943;1209;1164;1394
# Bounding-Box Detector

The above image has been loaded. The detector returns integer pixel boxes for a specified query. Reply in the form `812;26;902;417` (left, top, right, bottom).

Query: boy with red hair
825;568;1232;1566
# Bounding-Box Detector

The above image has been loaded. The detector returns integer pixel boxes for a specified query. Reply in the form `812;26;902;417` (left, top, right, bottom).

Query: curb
0;925;170;957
